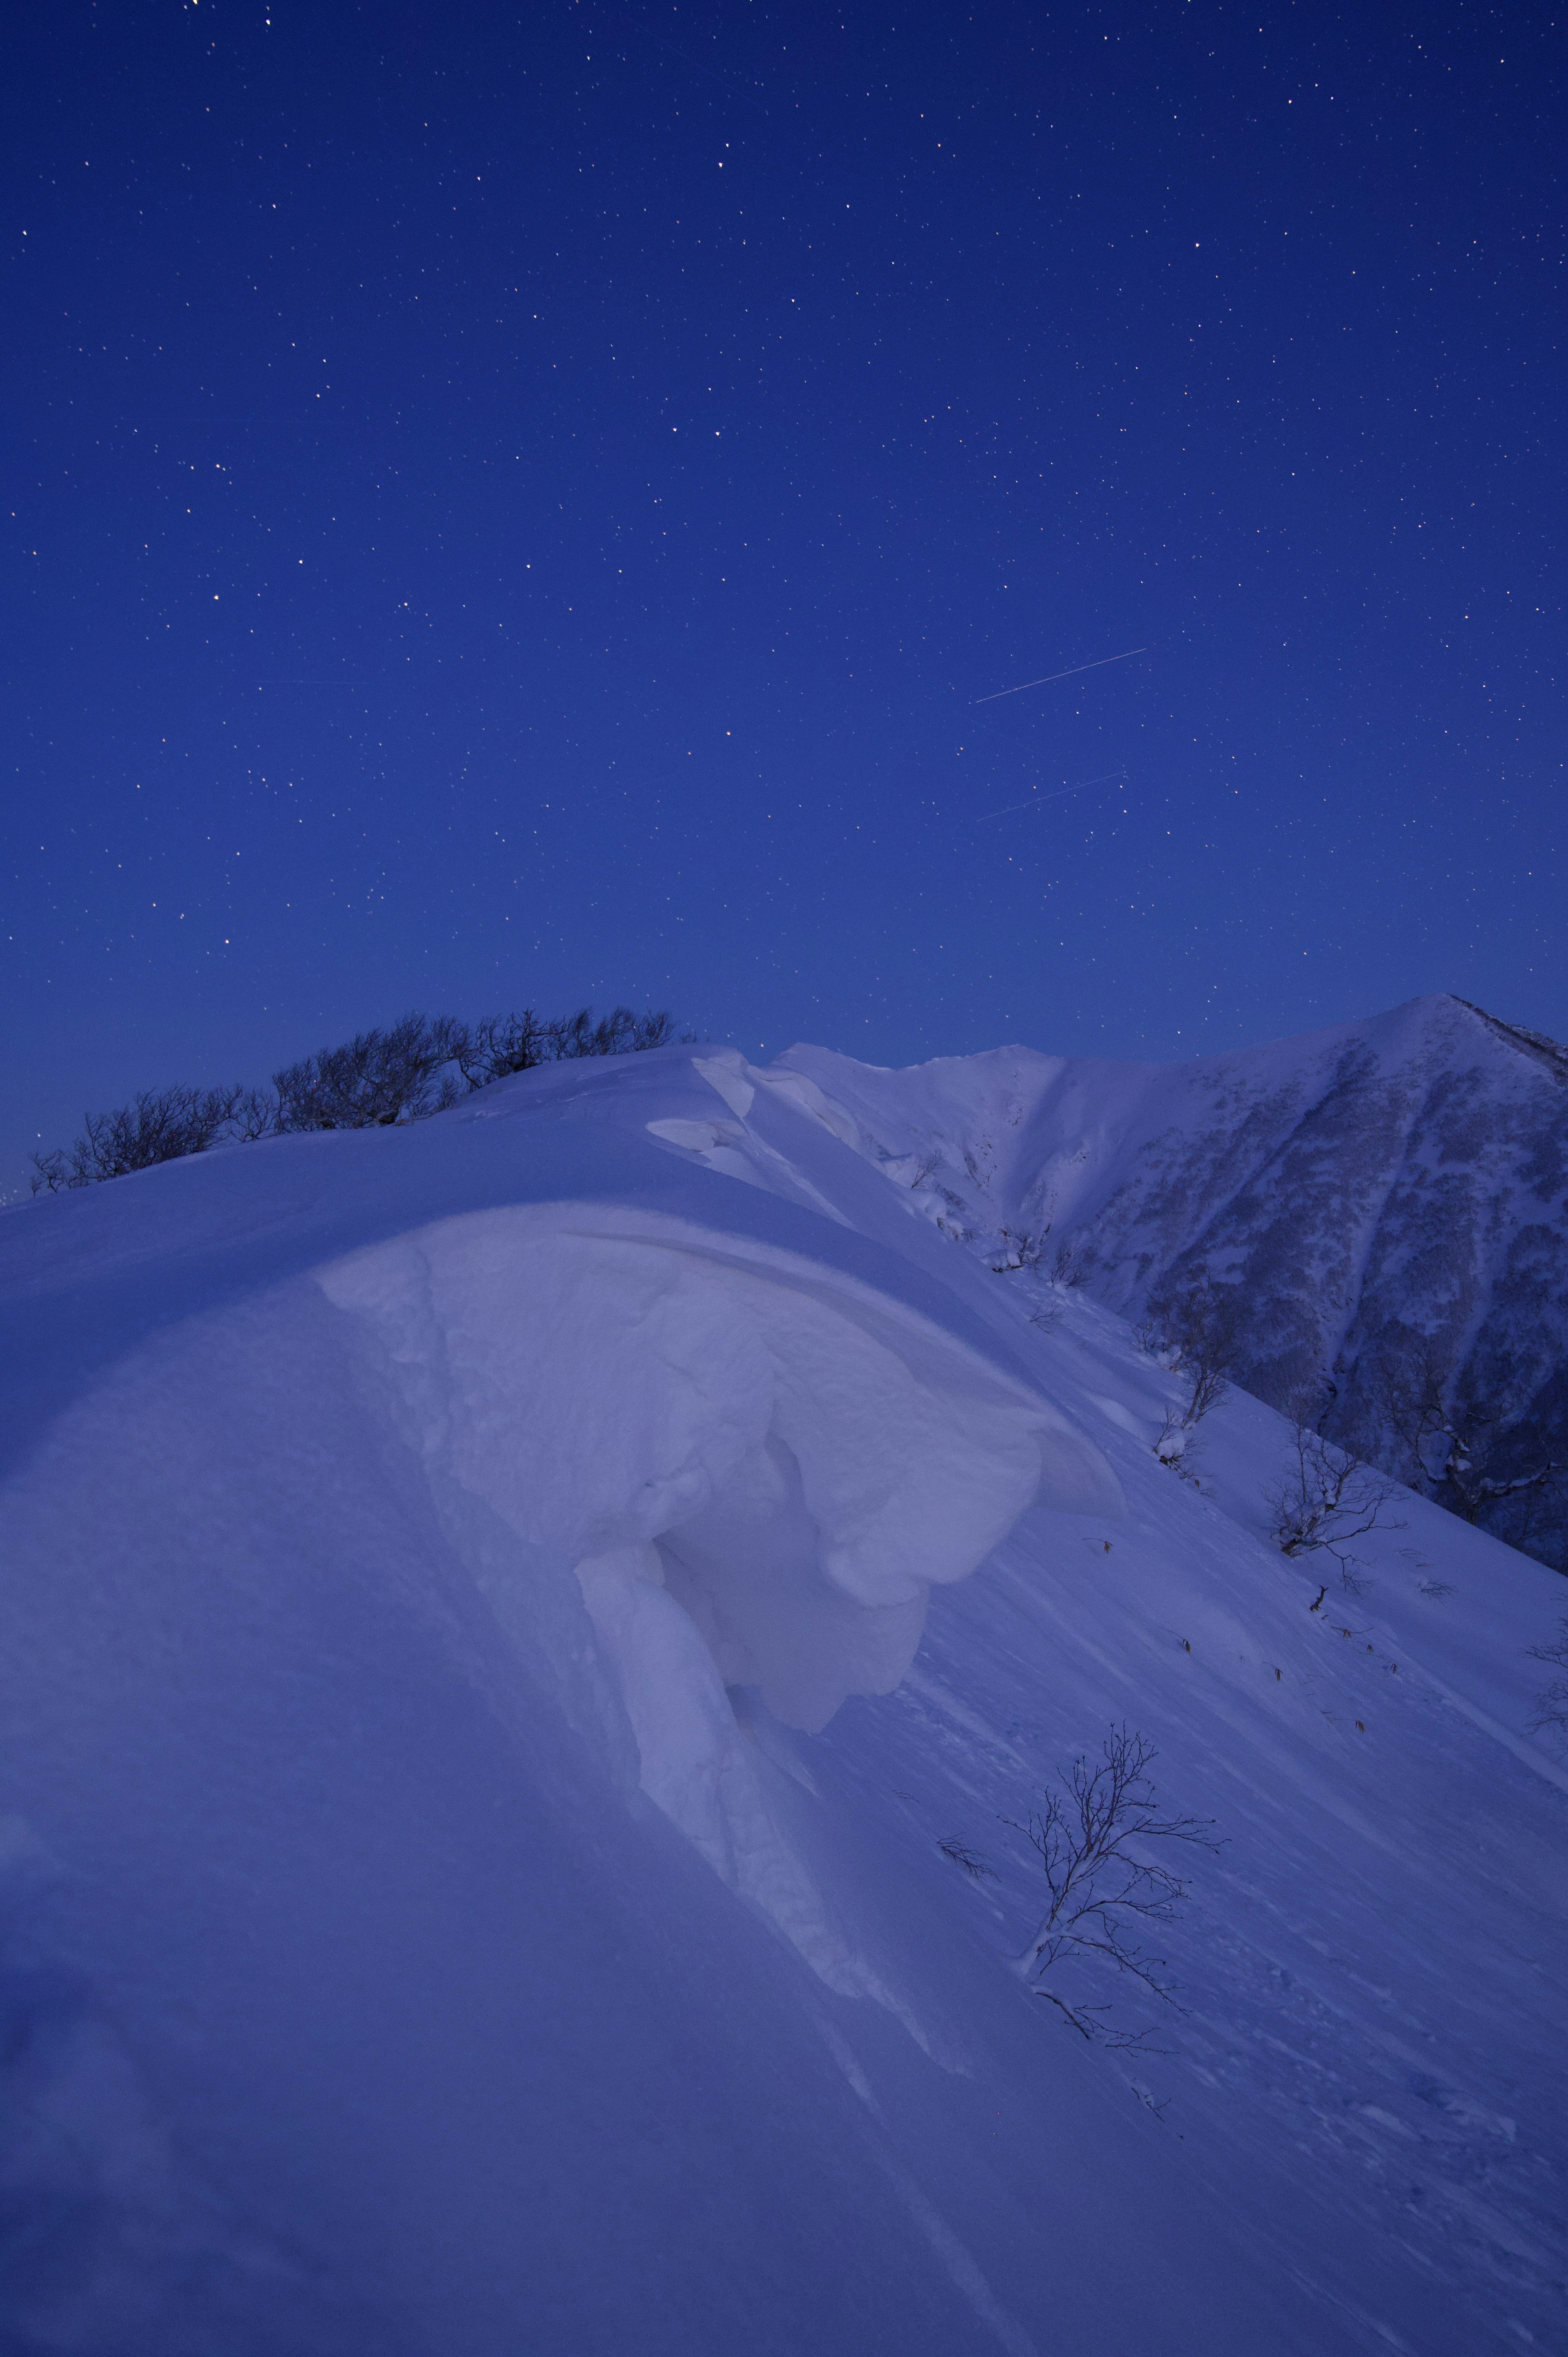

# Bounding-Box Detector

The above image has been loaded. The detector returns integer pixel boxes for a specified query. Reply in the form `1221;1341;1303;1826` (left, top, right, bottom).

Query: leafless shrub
29;1084;258;1192
539;1005;679;1061
272;1012;468;1131
992;1225;1048;1273
450;1009;547;1088
1153;1405;1196;1476
230;1088;278;1142
1144;1274;1242;1460
1528;1621;1568;1741
1265;1414;1403;1583
1158;1276;1241;1393
31;1003;686;1188
1184;1353;1232;1429
275;1006;683;1128
1050;1236;1090;1286
1376;1335;1563;1529
452;1004;681;1089
938;1838;995;1879
1007;1725;1219;2046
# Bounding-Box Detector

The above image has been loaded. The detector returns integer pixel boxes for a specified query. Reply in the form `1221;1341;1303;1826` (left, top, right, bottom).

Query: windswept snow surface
1;1039;1564;2354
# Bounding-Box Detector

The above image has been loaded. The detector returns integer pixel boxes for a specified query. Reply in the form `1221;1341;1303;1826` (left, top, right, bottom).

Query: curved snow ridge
318;1203;1120;1972
643;1048;867;1224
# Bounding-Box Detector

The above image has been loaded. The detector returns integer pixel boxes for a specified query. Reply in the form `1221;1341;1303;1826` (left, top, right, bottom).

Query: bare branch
938;1838;995;1880
1265;1414;1403;1581
991;1225;1048;1273
1050;1236;1090;1287
272;1013;468;1131
1007;1726;1219;2044
30;1084;254;1190
1144;1274;1243;1455
31;1003;688;1188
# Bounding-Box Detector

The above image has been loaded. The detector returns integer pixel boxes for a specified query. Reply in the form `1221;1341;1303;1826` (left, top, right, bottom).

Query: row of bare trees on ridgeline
30;1006;681;1192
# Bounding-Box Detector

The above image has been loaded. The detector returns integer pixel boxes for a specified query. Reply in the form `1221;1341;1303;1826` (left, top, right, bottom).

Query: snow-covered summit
1;1031;1564;2353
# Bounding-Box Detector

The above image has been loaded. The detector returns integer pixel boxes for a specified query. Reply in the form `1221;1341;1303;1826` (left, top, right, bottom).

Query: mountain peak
1451;995;1568;1081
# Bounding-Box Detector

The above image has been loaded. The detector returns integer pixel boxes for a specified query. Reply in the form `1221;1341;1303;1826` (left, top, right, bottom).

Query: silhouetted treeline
31;1005;681;1193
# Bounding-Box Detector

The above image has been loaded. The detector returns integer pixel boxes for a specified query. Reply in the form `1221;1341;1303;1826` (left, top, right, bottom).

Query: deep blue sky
4;0;1564;1182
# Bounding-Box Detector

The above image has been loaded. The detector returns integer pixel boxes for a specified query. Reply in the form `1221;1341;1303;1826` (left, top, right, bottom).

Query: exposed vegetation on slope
30;1004;681;1192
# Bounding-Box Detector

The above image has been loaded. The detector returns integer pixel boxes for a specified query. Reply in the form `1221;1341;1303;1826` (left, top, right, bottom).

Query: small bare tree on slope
1264;1395;1396;1584
1008;1726;1218;2047
1265;1405;1403;1589
1145;1275;1243;1468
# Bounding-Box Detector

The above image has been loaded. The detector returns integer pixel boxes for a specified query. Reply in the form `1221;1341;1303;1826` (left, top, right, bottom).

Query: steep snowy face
780;996;1568;1561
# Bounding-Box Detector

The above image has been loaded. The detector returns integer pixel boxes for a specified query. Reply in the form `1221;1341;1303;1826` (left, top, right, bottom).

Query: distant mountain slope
781;996;1568;1568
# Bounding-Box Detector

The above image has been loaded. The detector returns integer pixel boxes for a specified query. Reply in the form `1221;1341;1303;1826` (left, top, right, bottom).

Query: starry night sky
4;0;1564;1182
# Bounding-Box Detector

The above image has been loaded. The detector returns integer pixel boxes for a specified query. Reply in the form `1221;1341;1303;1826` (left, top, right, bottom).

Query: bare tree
29;1084;259;1192
1529;1621;1568;1742
1146;1274;1242;1465
30;1002;687;1189
450;1010;546;1089
538;1005;679;1061
1050;1236;1090;1287
989;1218;1089;1285
1152;1404;1192;1472
272;1006;682;1129
992;1225;1048;1273
1377;1336;1562;1527
230;1088;278;1143
1265;1413;1403;1581
938;1837;995;1879
272;1013;468;1131
451;1005;681;1089
1007;1726;1218;2045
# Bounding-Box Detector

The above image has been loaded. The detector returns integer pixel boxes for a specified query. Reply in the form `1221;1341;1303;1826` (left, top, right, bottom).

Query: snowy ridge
0;1036;1564;2353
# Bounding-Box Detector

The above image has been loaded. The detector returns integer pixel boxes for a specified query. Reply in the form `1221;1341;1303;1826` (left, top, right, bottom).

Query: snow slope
1;1039;1564;2354
781;995;1568;1561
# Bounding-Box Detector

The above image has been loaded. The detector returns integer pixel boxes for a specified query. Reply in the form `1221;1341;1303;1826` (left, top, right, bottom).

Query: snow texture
0;1025;1564;2353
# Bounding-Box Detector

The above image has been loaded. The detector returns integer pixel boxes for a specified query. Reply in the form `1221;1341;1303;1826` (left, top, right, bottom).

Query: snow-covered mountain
783;995;1568;1566
2;1035;1564;2354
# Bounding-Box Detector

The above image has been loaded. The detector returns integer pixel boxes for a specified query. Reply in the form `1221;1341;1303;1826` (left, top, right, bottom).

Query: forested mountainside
783;995;1568;1570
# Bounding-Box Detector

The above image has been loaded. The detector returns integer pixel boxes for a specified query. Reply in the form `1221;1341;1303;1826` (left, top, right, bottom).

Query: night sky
4;1;1564;1185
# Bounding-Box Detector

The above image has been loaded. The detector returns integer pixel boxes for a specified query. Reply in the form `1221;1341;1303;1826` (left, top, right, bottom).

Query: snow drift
0;1032;1564;2355
318;1200;1115;1973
